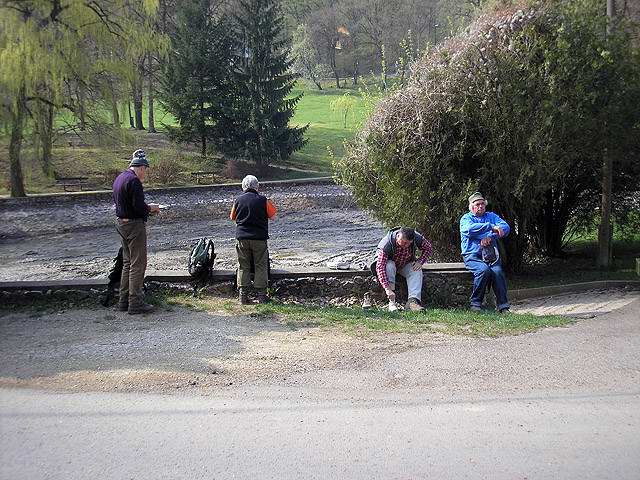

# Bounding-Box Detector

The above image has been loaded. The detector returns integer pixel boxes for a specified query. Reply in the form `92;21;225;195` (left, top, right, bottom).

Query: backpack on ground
188;238;216;279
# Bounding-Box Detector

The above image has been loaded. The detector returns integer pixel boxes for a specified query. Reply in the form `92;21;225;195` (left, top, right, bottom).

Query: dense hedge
335;0;640;270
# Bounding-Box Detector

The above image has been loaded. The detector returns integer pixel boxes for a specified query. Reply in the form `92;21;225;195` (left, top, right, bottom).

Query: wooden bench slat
55;176;90;192
190;171;216;185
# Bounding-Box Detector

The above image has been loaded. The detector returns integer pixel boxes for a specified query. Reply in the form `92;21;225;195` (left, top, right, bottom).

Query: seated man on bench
374;227;432;312
460;192;511;313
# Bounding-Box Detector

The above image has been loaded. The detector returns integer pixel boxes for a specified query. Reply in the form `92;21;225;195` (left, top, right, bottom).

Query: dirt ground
0;183;384;281
0;303;439;394
1;290;639;398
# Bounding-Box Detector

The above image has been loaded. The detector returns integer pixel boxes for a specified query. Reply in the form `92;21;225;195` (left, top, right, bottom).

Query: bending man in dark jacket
112;149;160;314
230;175;277;304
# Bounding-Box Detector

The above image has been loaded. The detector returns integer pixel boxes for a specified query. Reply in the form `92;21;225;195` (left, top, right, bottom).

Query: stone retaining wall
0;270;472;309
182;270;472;308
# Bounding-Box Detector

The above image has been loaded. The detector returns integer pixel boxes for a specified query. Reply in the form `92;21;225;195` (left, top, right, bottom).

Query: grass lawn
288;82;376;171
157;292;572;337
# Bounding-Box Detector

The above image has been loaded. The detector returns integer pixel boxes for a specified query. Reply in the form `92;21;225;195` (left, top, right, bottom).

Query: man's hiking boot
117;302;129;312
128;302;155;315
361;292;372;310
255;289;269;304
238;288;250;305
405;298;424;312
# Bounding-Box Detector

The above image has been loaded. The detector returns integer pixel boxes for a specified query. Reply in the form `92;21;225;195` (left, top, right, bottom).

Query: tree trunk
77;84;87;131
39;102;54;175
352;58;359;85
133;78;144;130
598;0;616;270
147;53;156;133
328;41;341;88
110;82;120;126
378;44;387;90
9;87;27;197
127;101;135;128
597;150;613;269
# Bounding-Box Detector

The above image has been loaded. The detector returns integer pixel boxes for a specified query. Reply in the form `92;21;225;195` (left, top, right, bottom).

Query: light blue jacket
460;211;510;256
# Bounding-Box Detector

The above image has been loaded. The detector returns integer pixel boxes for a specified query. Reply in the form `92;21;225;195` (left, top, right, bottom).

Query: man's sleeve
490;213;510;238
460;215;491;239
376;249;390;289
131;179;150;218
418;238;433;264
266;199;277;219
229;202;237;220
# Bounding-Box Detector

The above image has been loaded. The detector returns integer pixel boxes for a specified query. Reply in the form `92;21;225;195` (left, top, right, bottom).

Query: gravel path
0;184;384;281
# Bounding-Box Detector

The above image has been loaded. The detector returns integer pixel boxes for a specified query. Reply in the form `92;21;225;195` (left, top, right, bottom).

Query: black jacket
233;189;269;240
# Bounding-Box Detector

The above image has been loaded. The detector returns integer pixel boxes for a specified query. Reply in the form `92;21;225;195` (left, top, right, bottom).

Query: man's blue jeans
463;253;509;311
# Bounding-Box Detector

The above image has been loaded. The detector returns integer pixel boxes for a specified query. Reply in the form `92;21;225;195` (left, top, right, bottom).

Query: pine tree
232;0;307;166
158;0;234;157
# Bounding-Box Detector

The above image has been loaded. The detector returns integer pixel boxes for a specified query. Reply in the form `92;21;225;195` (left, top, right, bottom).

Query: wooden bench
54;175;89;192
190;171;216;184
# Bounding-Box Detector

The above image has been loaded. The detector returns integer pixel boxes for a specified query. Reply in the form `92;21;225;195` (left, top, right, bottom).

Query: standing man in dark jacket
112;149;160;314
230;175;277;304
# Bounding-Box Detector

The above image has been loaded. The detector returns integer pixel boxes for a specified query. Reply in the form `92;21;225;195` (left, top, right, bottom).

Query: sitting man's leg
385;260;398;310
489;261;510;312
463;255;491;311
399;263;424;311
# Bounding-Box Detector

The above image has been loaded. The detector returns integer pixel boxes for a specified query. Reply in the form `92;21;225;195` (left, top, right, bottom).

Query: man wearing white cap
230;175;277;304
112;149;160;314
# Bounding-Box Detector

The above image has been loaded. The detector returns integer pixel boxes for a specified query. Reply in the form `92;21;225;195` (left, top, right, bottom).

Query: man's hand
411;261;422;271
149;203;161;214
384;288;396;302
492;225;504;237
480;237;492;247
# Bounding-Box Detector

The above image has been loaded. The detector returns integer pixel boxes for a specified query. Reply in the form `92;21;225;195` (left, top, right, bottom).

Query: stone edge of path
510;280;640;301
1;271;638;302
0;176;335;204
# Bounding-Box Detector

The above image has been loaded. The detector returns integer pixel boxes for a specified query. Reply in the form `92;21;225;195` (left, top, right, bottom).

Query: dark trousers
116;219;147;306
463;253;509;310
236;239;269;289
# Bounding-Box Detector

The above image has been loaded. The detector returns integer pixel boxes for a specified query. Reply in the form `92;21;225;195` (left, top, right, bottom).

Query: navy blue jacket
232;189;269;240
112;169;150;221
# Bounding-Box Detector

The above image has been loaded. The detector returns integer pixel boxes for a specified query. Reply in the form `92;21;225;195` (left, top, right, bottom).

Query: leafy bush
335;0;640;270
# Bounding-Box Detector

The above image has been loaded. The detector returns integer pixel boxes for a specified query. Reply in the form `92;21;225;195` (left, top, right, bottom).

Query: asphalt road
1;388;638;480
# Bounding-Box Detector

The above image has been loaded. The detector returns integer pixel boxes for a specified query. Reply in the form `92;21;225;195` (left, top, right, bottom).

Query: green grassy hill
0;82;377;195
288;84;373;171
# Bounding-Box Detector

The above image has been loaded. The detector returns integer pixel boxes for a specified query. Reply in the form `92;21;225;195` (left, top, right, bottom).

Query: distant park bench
54;174;89;192
190;171;216;184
